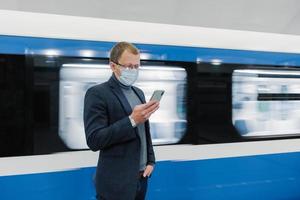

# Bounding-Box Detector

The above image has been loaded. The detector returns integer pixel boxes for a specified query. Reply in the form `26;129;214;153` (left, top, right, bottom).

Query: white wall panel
0;0;300;35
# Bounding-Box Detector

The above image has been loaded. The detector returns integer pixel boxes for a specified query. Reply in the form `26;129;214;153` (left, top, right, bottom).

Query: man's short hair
109;42;139;63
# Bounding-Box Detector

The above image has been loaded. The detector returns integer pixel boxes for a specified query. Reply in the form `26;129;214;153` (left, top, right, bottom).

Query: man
84;42;159;200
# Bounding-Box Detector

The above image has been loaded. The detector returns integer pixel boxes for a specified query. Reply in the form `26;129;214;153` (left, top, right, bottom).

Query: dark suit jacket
84;75;155;200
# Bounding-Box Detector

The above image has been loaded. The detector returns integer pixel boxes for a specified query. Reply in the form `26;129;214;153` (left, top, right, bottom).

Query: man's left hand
143;165;154;177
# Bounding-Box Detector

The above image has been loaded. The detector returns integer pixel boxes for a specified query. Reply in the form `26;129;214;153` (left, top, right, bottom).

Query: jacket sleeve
146;120;156;166
83;89;136;151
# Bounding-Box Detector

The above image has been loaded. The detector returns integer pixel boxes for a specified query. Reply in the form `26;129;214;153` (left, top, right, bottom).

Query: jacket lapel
132;86;146;104
108;75;132;116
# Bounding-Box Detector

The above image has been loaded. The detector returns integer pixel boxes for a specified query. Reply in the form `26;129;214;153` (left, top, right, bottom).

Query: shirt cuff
128;115;137;127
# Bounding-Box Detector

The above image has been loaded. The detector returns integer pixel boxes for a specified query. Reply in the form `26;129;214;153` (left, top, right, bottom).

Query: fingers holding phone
146;90;164;116
130;101;159;125
144;100;160;117
130;90;164;125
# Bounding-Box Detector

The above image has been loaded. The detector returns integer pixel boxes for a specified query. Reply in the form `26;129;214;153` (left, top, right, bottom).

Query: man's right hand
130;100;160;125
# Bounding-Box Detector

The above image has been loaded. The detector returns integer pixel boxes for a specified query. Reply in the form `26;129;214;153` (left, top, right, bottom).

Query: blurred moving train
1;9;300;200
59;64;187;148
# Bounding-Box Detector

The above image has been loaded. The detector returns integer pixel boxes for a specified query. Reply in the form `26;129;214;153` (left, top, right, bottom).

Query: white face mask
118;67;139;86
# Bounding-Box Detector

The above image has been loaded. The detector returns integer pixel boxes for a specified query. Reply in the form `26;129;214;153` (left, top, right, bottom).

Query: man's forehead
119;50;140;62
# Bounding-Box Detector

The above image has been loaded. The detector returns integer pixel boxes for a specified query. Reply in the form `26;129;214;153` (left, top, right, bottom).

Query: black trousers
97;176;148;200
135;176;148;200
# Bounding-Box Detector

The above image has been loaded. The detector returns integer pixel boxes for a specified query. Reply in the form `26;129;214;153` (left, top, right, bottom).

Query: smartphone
150;90;165;102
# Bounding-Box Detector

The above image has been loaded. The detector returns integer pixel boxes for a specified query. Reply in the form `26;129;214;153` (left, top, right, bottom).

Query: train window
59;64;187;149
135;66;187;145
232;69;300;137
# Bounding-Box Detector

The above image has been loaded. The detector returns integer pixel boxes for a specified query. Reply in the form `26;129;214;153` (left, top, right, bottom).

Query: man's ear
110;62;116;71
110;62;120;77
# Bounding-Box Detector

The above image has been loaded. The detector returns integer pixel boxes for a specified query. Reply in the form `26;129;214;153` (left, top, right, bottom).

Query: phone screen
150;90;165;102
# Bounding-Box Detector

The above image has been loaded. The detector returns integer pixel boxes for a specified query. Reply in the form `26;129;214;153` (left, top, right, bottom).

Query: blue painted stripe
1;34;300;66
148;152;300;200
1;167;97;200
1;151;300;200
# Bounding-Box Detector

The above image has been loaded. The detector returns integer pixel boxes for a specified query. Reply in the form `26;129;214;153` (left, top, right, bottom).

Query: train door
0;55;33;157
